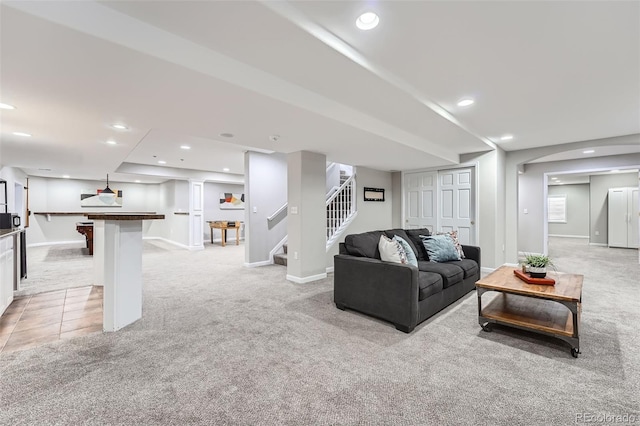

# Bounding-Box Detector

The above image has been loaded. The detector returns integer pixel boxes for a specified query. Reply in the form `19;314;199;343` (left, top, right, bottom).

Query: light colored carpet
1;237;638;425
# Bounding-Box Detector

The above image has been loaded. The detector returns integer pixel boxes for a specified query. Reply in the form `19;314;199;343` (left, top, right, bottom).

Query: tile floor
0;286;103;354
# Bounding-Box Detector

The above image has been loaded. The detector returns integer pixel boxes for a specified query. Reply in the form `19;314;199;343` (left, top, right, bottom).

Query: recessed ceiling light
219;132;234;138
223;168;230;172
135;180;141;183
551;177;558;180
583;150;595;154
13;132;31;137
112;123;128;130
106;140;117;145
500;135;514;141
457;98;475;107
158;160;166;164
356;12;379;30
62;175;70;179
0;102;16;110
180;145;191;150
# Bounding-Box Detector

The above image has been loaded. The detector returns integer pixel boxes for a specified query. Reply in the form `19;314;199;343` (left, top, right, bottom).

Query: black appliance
0;213;12;229
0;213;20;229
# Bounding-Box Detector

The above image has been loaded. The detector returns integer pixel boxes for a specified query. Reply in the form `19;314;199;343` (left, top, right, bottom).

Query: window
547;195;566;223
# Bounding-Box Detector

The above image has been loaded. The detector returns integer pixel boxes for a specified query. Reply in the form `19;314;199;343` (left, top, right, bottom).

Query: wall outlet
523;208;528;214
294;251;298;260
595;230;600;236
291;206;298;215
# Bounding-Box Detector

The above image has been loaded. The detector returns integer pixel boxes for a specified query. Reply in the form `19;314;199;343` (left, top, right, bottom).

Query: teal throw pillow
393;235;418;267
420;234;460;263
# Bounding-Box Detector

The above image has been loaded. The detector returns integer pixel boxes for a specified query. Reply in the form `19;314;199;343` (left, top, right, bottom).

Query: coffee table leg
476;287;492;331
559;300;580;358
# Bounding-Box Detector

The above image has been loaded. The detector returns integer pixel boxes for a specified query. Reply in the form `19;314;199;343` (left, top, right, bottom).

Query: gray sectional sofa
334;228;481;333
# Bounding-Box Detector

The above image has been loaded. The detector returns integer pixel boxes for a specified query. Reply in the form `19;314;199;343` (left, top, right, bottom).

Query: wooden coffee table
476;266;583;358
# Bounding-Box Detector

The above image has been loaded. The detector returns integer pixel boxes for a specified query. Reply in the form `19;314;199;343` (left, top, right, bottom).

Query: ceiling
1;1;639;184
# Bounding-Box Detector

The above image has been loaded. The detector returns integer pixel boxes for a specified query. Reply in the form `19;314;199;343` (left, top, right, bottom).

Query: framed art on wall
219;193;245;210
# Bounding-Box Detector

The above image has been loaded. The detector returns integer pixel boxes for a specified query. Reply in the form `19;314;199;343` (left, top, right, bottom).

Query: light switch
291;206;298;214
253;206;257;213
523;208;528;214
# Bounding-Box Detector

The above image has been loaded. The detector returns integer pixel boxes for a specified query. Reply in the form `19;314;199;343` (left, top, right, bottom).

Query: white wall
456;148;507;269
589;172;639;245
203;181;245;242
0;166;27;222
548;184;590;238
244;152;288;265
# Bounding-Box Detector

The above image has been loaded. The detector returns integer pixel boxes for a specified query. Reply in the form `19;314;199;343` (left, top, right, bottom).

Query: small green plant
524;253;553;268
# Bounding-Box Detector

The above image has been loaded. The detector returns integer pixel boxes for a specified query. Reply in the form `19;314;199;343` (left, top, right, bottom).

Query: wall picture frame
364;187;385;202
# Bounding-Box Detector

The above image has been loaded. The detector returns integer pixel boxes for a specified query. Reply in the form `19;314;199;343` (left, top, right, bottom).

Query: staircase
326;171;356;248
272;165;356;266
273;243;288;266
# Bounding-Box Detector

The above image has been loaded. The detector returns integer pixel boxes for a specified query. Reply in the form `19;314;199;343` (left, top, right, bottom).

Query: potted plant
523;253;554;278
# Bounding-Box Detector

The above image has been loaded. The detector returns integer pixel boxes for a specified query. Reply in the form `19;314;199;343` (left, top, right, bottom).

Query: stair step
273;253;287;266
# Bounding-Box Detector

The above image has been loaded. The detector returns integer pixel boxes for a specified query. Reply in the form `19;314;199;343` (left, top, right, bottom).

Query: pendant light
98;174;116;205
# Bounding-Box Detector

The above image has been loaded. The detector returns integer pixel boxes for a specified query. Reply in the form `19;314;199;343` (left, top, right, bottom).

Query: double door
608;187;639;248
404;168;476;245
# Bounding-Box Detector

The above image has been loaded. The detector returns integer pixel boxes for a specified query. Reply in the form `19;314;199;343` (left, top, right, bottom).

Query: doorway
404;167;477;245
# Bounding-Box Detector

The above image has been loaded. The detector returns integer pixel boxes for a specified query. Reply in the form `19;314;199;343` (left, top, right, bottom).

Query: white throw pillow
378;235;408;264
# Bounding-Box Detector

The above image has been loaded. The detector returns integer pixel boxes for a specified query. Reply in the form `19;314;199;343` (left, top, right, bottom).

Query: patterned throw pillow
378;235;408;264
393;235;418;267
420;234;460;263
437;230;465;259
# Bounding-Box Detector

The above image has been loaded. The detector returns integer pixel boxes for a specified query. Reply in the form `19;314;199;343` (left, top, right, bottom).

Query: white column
92;221;104;286
188;180;204;250
100;220;143;332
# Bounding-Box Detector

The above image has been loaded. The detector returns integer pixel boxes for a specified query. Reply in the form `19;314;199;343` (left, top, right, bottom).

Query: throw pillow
393;235;418;267
420;234;460;263
437;230;465;259
378;235;408;264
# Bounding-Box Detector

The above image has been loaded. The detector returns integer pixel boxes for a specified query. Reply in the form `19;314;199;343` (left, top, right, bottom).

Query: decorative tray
513;269;556;285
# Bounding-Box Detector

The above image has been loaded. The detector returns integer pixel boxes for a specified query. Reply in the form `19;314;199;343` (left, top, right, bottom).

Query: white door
438;168;475;245
608;188;627;248
628;187;638;249
405;171;437;233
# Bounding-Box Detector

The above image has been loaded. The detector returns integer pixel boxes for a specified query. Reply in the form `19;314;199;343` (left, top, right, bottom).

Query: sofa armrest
333;254;420;332
461;245;481;271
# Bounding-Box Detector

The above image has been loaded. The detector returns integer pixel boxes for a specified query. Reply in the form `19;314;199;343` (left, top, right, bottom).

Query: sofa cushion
394;235;418;267
436;230;465;259
418;272;443;301
404;228;432;261
378;235;408;264
384;229;420;259
447;259;479;279
344;231;384;259
420;234;461;262
417;261;464;289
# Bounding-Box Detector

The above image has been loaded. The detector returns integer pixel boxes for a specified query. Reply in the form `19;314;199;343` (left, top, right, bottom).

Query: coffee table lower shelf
478;293;580;357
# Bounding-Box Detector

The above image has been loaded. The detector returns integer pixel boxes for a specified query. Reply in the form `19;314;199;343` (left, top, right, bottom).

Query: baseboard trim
286;273;327;283
143;237;192;250
589;243;608;247
326;266;334;274
548;234;589;239
27;240;84;248
481;266;497;274
244;260;273;268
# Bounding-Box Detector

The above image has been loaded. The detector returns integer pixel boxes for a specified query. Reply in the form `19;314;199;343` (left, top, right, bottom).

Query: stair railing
326;174;356;246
